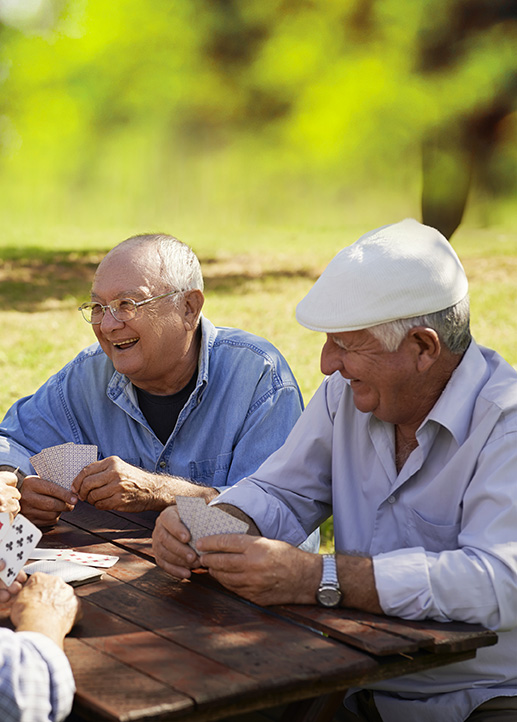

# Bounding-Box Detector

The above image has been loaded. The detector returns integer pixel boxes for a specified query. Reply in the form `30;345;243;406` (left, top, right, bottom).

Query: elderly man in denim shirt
0;233;315;549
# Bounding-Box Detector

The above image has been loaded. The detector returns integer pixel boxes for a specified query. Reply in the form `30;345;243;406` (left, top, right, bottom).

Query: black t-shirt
135;370;198;445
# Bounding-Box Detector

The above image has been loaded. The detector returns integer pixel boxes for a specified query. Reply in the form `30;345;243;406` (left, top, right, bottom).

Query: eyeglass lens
86;299;138;323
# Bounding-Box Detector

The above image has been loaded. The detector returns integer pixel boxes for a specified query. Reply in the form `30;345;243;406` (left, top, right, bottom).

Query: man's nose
99;307;124;332
320;338;341;376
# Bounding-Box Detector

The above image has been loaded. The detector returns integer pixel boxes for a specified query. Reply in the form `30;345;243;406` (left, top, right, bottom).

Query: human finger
152;509;199;579
22;476;77;505
0;564;27;603
197;533;252;555
71;459;110;498
0;471;19;488
158;506;190;541
20;476;76;526
0;486;21;521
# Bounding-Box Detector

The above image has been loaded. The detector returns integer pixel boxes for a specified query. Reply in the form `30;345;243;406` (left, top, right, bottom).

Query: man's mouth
112;337;139;350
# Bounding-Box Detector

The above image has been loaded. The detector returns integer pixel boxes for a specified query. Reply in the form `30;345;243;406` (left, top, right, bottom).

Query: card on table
0;514;42;586
23;559;103;587
29;547;119;568
30;442;98;490
176;496;249;554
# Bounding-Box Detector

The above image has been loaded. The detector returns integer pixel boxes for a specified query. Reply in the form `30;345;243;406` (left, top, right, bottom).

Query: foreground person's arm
0;573;81;722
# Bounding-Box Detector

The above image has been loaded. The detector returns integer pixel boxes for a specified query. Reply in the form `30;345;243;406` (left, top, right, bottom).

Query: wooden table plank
66;637;193;722
273;606;498;656
59;503;155;558
75;573;375;685
73;599;260;705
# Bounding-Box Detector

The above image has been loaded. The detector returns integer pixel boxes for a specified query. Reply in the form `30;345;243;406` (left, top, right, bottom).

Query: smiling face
320;328;433;429
91;243;204;394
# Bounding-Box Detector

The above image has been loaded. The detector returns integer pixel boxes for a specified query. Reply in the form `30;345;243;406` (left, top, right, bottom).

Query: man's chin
350;389;376;414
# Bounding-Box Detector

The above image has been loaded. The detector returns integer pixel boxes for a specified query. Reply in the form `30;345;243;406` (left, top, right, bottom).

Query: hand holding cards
176;496;249;554
30;442;98;490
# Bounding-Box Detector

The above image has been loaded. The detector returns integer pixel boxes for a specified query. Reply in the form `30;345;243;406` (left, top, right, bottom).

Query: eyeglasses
78;291;181;324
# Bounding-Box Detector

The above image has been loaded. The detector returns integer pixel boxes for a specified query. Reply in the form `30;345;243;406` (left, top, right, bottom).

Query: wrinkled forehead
92;245;162;299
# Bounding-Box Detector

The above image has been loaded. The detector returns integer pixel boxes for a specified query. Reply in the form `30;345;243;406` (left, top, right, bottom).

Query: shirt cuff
373;547;448;621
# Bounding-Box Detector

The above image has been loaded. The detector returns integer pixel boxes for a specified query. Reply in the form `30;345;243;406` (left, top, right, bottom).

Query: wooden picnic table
0;502;498;722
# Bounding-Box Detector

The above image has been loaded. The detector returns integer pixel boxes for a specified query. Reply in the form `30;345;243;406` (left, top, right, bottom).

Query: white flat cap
296;218;469;332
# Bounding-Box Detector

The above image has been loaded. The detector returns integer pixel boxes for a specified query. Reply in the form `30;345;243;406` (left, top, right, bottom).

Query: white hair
368;295;471;354
114;233;204;306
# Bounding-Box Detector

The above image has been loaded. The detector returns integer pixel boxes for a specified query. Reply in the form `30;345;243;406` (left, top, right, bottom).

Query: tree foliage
0;0;516;222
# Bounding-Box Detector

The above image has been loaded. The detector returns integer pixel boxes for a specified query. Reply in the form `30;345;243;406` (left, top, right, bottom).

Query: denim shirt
0;317;304;492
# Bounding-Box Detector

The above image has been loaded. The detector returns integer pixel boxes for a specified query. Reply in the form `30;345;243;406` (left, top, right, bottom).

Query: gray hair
369;295;471;354
115;233;204;305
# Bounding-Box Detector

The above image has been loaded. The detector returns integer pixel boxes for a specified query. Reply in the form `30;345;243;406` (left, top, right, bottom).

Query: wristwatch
316;553;342;607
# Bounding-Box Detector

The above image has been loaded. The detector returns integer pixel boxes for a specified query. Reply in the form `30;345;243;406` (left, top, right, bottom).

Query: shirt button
387;495;396;504
159;461;166;469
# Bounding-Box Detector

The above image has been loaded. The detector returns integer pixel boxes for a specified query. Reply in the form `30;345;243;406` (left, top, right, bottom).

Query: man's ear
407;327;441;372
182;290;204;331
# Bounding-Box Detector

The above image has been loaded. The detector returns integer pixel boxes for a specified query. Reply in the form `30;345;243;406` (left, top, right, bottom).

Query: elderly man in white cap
152;219;517;722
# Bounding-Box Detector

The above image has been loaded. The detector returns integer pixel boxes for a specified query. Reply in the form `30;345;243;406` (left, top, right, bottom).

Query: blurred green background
1;0;516;233
1;0;517;549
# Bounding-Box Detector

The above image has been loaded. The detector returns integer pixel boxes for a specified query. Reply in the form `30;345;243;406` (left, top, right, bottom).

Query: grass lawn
1;219;517;549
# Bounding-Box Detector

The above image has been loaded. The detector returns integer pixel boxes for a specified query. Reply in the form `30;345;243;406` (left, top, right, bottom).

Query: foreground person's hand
0;471;21;522
0;561;26;604
10;573;82;649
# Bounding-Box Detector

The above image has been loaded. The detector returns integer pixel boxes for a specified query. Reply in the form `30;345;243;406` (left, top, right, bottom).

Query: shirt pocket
407;507;461;553
189;452;233;486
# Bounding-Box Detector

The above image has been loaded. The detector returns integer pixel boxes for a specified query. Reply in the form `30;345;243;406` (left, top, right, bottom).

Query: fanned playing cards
29;547;119;568
176;496;249;554
0;512;42;586
30;442;98;490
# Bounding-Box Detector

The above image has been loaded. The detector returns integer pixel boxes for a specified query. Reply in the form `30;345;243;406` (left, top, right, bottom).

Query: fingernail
70;495;78;504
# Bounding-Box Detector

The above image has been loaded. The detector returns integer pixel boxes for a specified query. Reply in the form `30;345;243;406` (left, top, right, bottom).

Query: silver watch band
321;553;339;586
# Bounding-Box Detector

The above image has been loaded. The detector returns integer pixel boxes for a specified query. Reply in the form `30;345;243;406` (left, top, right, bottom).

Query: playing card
29;547;118;568
30;443;72;481
0;514;42;586
175;496;206;524
30;442;98;490
0;512;11;545
176;496;249;554
23;559;103;586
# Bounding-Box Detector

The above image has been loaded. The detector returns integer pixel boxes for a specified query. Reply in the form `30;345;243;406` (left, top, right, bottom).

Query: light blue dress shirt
213;341;517;722
0;629;75;722
0;316;303;497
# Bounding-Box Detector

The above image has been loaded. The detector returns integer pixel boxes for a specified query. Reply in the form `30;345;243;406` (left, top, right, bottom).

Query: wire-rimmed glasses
78;291;181;324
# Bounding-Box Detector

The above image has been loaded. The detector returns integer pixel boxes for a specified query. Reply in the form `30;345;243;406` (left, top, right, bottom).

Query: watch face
317;585;342;607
